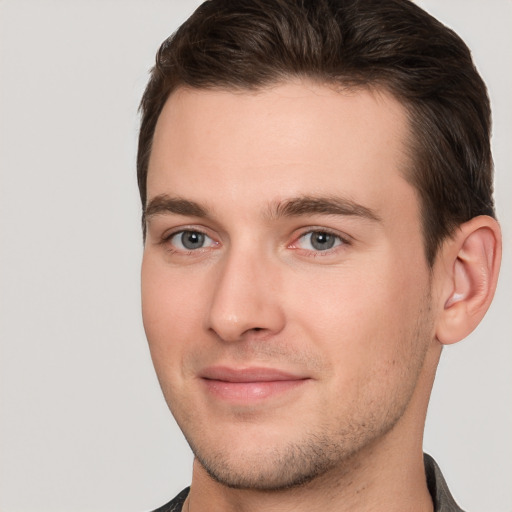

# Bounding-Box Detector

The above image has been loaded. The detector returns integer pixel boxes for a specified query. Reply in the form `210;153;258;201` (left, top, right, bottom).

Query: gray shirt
424;453;465;512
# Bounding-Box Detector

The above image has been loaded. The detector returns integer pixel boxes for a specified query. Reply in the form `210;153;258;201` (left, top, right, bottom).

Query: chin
185;427;360;491
196;449;336;491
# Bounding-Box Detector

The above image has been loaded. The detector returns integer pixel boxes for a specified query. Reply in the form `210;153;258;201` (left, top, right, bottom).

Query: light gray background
0;1;510;511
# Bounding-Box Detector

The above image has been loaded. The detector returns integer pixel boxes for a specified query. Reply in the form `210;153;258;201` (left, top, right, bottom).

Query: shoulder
424;454;465;512
149;487;190;512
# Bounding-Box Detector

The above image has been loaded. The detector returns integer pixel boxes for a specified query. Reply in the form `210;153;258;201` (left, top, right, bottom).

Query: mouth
199;366;310;402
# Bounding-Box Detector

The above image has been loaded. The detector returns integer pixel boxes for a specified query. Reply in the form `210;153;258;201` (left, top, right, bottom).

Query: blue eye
169;230;216;251
297;231;343;251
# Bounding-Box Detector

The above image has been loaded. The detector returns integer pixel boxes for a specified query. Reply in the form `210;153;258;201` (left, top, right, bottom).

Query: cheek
141;256;208;372
288;258;428;371
289;264;431;422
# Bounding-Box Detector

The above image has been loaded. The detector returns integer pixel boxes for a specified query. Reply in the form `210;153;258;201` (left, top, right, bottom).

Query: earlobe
436;216;502;345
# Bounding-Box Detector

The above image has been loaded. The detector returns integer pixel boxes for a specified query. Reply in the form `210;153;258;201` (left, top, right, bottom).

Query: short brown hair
137;0;495;265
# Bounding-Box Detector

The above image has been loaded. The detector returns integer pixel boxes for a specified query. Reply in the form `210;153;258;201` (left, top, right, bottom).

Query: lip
200;366;310;402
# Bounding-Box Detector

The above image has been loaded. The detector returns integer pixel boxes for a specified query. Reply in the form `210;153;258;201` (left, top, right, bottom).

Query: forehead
147;81;416;219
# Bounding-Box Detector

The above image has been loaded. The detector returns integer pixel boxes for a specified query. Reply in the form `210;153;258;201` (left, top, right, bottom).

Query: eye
295;231;345;252
168;230;217;251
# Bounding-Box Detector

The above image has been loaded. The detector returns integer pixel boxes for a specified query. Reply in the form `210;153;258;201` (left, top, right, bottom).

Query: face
142;82;436;490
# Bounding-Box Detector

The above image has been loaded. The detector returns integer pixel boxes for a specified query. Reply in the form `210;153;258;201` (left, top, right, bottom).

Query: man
137;1;501;511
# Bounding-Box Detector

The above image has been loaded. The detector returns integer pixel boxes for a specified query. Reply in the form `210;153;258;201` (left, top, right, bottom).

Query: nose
206;246;286;343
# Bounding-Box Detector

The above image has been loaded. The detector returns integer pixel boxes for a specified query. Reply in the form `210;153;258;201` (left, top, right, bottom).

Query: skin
141;81;499;512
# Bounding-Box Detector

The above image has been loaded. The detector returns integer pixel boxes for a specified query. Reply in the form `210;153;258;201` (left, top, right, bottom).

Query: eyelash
159;227;351;256
160;228;217;255
290;228;351;255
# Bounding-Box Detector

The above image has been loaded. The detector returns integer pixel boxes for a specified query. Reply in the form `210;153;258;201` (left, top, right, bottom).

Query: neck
186;425;433;512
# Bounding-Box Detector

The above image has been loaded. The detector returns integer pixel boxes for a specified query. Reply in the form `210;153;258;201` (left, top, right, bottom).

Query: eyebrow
144;195;208;223
143;193;381;225
268;196;381;222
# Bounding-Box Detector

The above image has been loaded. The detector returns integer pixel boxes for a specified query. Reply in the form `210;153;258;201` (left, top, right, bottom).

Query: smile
199;366;310;402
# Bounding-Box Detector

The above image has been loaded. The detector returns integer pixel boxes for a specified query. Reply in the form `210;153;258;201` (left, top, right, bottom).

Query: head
138;0;496;266
138;0;501;495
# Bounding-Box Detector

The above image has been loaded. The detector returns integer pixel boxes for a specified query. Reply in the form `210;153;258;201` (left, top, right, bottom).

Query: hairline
142;77;438;264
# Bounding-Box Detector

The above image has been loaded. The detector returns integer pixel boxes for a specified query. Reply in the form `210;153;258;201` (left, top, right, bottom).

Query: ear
435;215;502;345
